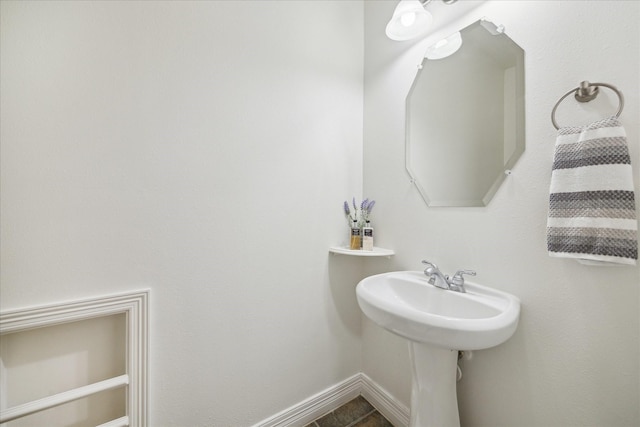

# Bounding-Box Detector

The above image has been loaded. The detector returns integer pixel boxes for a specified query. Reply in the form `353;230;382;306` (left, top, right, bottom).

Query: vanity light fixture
385;0;458;41
424;31;462;59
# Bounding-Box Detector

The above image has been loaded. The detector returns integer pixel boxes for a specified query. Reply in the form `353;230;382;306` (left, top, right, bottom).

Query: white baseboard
251;373;409;427
360;373;410;427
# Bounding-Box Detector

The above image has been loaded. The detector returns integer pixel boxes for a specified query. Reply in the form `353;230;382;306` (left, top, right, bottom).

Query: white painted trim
0;358;6;422
360;373;410;427
251;373;409;427
96;415;130;427
251;374;362;427
0;375;129;423
0;289;149;427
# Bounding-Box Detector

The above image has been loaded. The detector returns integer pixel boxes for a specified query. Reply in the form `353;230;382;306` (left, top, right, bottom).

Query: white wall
363;1;639;426
3;1;639;426
0;1;364;425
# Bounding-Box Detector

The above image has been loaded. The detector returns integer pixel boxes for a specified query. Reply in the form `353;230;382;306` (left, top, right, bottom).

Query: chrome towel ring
551;80;624;129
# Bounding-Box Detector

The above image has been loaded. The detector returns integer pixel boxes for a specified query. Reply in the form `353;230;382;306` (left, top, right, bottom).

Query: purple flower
344;197;375;225
366;200;375;214
344;200;356;224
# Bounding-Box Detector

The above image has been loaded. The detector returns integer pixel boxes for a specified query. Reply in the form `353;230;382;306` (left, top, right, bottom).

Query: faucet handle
421;260;438;269
421;260;438;276
451;269;476;286
421;260;438;284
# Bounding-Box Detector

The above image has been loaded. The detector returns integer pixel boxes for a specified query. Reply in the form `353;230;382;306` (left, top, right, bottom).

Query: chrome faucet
421;260;450;290
421;260;476;293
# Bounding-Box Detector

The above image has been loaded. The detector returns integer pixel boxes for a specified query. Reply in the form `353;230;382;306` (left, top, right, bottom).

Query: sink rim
356;270;521;350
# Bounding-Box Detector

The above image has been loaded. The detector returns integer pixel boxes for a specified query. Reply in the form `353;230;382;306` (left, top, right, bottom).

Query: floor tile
315;396;375;427
349;410;394;427
307;395;394;427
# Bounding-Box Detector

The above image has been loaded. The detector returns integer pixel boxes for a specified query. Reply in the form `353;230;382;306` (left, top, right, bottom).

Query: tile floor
304;396;394;427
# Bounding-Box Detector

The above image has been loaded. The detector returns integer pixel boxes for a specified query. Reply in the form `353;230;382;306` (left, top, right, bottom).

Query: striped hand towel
547;116;637;265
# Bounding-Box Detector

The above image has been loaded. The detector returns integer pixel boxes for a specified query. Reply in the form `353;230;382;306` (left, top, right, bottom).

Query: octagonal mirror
406;18;525;207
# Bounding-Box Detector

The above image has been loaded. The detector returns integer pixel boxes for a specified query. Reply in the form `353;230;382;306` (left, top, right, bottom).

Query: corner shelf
329;246;395;257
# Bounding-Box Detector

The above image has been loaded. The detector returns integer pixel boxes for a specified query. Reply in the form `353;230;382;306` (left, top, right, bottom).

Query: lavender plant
343;201;356;224
343;197;375;227
362;199;375;223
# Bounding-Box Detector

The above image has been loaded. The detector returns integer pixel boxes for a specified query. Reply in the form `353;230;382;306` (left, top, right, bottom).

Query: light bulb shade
425;31;462;59
385;0;433;41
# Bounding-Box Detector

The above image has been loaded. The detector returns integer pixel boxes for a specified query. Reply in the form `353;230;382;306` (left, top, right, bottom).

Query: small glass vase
349;225;361;250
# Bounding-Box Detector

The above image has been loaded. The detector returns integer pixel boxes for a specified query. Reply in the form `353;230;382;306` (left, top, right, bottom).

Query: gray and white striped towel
547;116;637;265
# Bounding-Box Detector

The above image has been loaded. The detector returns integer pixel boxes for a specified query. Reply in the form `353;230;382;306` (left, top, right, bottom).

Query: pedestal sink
356;271;520;427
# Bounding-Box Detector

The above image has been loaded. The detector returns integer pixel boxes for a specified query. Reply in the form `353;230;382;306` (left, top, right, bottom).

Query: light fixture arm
419;0;458;6
386;0;459;42
421;0;458;4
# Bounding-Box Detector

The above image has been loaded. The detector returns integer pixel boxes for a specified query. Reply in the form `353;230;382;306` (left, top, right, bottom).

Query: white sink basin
356;271;520;350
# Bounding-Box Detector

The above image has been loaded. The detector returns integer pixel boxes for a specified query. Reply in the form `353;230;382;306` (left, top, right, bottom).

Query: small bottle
349;220;361;250
362;220;374;251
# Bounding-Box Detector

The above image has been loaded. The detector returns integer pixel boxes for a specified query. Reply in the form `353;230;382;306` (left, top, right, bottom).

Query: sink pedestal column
408;342;460;427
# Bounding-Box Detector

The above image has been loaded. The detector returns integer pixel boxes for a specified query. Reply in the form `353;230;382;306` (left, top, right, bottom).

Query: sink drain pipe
457;351;472;381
